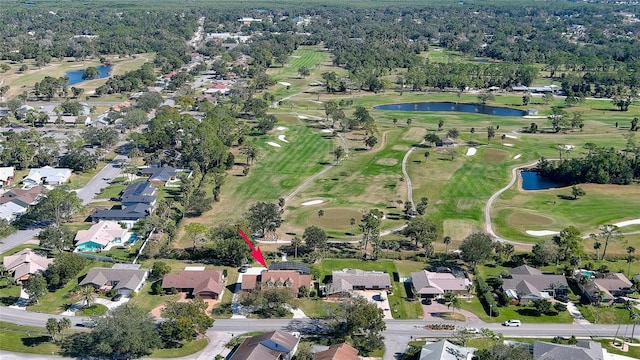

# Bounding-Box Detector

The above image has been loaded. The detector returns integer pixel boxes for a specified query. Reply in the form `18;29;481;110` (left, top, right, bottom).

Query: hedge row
475;276;500;317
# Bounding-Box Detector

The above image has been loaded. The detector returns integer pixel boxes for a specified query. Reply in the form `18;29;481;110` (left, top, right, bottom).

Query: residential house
15;105;35;118
229;330;299;360
242;269;312;295
140;166;178;186
22;166;72;186
327;269;392;297
161;270;225;299
74;221;129;252
577;272;632;305
313;343;359;360
203;83;230;95
501;265;568;304
0;186;44;207
533;340;604;360
0;201;28;222
2;249;53;284
411;270;471;299
79;264;148;296
0;167;15;187
419;340;476;360
121;181;157;207
238;17;262;25
90;203;153;225
268;262;311;275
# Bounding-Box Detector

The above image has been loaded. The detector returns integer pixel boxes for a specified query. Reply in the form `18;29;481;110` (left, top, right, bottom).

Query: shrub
554;302;567;312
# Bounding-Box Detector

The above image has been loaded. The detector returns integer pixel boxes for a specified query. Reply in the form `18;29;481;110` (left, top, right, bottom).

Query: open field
0;321;61;354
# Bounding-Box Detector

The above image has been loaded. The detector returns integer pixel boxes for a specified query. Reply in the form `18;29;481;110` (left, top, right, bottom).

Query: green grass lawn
458;297;573;324
147;338;208;358
128;281;180;315
75;303;107;316
0;321;61;354
95;182;126;200
309;259;424;319
577;303;636;324
0;282;21;306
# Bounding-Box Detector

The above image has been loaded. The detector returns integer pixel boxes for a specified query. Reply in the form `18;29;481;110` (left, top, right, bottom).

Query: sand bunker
297;115;308;120
466;148;477;156
504;134;518;139
278;135;289;143
276;126;288;130
526;230;560;236
321;129;333;133
278;81;291;86
301;200;324;206
504;143;514;147
560;145;575;150
513;154;522;160
267;142;281;148
614;219;640;227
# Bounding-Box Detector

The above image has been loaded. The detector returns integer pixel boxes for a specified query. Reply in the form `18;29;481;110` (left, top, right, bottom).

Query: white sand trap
321;129;333;133
526;230;560;236
504;134;518;139
278;81;291;86
278;135;289;143
513;154;522;160
560;145;575;150
301;200;324;206
276;126;288;130
291;56;301;58
614;219;640;227
504;143;514;147
297;115;308;120
466;148;477;156
267;142;281;148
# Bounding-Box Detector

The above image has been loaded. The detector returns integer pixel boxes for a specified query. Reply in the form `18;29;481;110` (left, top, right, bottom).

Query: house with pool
74;220;131;252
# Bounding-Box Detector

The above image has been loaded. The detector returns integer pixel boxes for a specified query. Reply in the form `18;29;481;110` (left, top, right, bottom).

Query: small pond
65;65;112;85
374;102;527;117
520;171;565;190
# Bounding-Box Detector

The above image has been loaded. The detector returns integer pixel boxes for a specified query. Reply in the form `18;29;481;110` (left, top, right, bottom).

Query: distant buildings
90;182;157;225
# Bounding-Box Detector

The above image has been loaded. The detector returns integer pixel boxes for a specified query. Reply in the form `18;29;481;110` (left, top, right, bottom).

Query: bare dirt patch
508;212;554;226
402;127;427;142
481;148;510;162
376;158;399;166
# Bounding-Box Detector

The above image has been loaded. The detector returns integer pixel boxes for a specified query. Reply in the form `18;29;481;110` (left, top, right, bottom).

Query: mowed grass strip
0;321;61;354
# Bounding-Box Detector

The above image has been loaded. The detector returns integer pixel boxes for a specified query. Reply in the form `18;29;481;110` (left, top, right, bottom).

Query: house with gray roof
229;330;299;360
79;264;148;296
576;272;632;305
121;181;157;207
140;165;178;186
533;340;603;360
268;261;311;275
420;340;476;360
327;269;392;296
501;265;568;304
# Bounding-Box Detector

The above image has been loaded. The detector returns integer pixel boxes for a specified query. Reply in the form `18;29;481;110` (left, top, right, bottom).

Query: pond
374;102;527;117
520;171;565;190
65;65;112;85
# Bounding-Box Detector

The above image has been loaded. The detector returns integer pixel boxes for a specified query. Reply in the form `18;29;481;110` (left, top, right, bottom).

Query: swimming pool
128;233;139;244
579;270;595;278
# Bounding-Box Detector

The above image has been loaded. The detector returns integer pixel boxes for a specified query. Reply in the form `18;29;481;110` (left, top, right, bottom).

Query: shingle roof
502;273;568;297
329;269;392;294
533;341;603;360
241;270;312;294
140;166;177;183
80;267;148;290
75;221;128;247
91;203;151;221
229;331;299;360
121;182;156;204
314;343;359;360
420;340;476;360
593;273;632;291
411;270;471;295
161;270;224;296
2;249;53;280
510;265;542;276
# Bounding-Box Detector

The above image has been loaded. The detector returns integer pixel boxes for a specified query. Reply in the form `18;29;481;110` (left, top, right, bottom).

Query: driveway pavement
353;290;393;319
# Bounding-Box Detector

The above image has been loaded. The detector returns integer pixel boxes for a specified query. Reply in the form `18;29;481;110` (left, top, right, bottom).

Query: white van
503;319;521;327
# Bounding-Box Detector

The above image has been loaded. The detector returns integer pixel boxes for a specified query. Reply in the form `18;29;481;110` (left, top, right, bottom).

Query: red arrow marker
239;229;267;268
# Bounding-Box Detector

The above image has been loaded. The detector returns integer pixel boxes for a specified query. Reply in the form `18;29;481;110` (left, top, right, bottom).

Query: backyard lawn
458;297;573;324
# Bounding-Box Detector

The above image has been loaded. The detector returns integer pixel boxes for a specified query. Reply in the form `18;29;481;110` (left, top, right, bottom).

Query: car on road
77;320;97;328
503;319;521;327
464;327;480;334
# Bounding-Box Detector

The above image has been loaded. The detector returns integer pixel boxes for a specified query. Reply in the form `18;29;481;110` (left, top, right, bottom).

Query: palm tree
291;237;302;258
443;236;451;254
317;210;325;224
392;118;398;127
628;307;639;342
79;286;97;307
59;318;71;341
469;127;475;142
627;246;636;275
591;235;601;260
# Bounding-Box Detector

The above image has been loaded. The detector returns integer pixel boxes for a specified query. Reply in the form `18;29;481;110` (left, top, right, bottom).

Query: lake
520;171;565;190
374;102;527;117
65;65;112;85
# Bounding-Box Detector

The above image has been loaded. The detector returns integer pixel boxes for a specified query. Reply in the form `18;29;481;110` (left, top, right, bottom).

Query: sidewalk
566;301;590;325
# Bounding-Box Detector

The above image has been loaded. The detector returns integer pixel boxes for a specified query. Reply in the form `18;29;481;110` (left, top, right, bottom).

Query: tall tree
291;236;302;258
159;299;213;342
28;187;82;226
25;272;47;304
303;226;327;253
184;222;208;248
38;225;75;252
486;126;495;144
403;217;438;256
459;232;494;268
597;225;622;260
359;209;382;259
245;202;283;237
443;236;452;254
79;286;97;307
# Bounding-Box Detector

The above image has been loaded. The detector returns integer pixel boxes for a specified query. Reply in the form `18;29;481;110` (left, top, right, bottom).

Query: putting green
508;211;555;226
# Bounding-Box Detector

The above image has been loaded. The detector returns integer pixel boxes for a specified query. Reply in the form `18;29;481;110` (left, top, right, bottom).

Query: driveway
352;290;393;319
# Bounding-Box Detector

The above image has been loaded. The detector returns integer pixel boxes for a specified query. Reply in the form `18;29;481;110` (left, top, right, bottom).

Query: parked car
555;295;570;303
503;320;522;327
238;265;249;273
423;298;432;305
613;297;627;304
465;327;480;334
620;287;636;295
112;294;123;302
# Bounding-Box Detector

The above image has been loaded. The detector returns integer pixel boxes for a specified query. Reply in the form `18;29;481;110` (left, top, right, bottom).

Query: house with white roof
0;167;15;187
0;201;28;222
411;270;471;299
420;340;476;360
22;166;72;186
74;221;129;252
